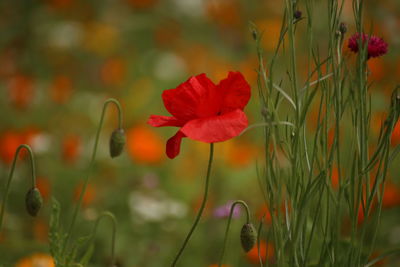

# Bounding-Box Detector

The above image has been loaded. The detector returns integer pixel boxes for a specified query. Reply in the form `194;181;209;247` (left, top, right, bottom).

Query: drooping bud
25;187;43;217
240;223;257;252
109;128;125;158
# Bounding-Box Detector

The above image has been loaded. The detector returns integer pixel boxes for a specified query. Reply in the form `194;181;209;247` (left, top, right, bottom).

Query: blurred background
0;0;399;266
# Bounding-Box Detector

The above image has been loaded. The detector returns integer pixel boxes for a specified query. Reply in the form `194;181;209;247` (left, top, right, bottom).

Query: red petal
166;131;186;159
217;71;251;114
162;74;219;120
147;115;184;127
181;109;248;143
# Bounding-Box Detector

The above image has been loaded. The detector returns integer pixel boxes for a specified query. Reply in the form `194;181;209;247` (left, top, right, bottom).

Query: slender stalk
171;143;214;267
0;144;37;231
62;98;123;254
218;200;251;267
89;211;117;266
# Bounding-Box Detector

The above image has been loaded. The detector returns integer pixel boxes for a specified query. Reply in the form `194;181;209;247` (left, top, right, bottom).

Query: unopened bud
261;107;269;120
25;187;43;217
339;22;347;35
294;10;302;20
252;29;257;41
109;128;125;158
240;223;257;252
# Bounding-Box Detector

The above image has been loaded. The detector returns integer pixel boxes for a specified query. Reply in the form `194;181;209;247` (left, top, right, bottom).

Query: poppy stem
0;144;37;232
88;211;117;266
171;143;214;267
218;200;251;267
62;98;123;255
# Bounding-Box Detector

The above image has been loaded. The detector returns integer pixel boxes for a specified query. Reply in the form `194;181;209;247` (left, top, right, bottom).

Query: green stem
218;200;251;267
89;211;117;265
0;144;36;232
171;143;214;267
62;98;123;254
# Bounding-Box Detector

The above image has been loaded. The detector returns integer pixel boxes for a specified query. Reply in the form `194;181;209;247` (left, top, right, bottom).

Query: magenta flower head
348;33;388;59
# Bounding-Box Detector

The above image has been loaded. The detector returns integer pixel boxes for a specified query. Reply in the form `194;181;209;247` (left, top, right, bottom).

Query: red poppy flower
148;72;251;159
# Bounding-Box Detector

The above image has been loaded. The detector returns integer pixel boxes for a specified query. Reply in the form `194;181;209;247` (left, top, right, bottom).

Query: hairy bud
240;223;257;252
109;128;125;158
25;187;43;217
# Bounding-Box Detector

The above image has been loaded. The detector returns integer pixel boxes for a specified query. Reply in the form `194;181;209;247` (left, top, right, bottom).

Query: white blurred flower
172;0;205;17
47;21;83;49
129;192;188;223
30;133;52;154
154;52;187;81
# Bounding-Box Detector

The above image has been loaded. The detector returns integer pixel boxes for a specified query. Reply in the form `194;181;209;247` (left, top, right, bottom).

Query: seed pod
25;187;43;217
109;128;125;158
240;223;257;252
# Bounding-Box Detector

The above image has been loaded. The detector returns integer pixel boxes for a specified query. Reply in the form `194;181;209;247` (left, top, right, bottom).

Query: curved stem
63;98;123;254
89;211;117;265
0;144;36;232
171;143;214;267
218;200;251;267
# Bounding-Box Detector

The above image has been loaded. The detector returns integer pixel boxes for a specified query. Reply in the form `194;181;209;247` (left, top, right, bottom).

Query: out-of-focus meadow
0;0;400;266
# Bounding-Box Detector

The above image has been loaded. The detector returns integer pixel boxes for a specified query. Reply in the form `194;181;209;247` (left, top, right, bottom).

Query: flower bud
109;128;125;158
252;29;257;41
339;22;347;35
240;223;257;252
25;187;43;217
294;10;302;20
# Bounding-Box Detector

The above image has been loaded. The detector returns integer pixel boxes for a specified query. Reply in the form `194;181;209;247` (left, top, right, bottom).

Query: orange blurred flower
74;182;96;207
382;182;400;209
256;204;272;224
331;166;340;189
255;18;283;51
206;0;242;28
224;140;257;168
100;57;126;87
0;131;22;165
367;58;385;82
327;127;338;149
208;264;231;267
36;177;51;201
15;253;54;267
238;56;259;86
391;120;400;146
7;74;34;109
33;219;49;243
50;75;73;104
246;240;274;264
126;125;164;164
62;134;81;164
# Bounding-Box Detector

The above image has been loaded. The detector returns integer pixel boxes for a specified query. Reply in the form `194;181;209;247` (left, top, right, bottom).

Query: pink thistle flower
348;33;388;59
